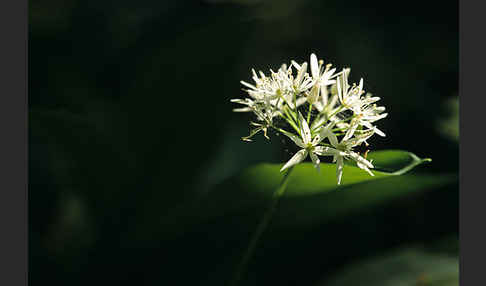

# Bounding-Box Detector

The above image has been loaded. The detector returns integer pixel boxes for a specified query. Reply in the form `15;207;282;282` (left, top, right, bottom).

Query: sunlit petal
280;149;308;172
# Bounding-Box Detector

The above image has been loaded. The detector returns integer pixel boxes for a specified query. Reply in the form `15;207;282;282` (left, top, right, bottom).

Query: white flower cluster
231;53;388;184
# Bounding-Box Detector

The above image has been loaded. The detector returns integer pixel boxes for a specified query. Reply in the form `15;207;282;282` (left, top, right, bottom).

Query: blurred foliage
437;96;459;142
29;0;458;285
318;246;458;286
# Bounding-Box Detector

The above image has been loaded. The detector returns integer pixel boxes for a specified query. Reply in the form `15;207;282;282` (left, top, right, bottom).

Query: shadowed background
29;0;458;285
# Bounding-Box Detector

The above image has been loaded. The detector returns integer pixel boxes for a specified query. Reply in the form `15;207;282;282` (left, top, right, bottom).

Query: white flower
341;94;387;139
230;98;255;113
240;66;290;103
336;69;364;110
232;53;388;185
280;113;335;172
290;61;314;93
307;53;337;105
319;127;375;184
310;53;337;87
352;95;387;136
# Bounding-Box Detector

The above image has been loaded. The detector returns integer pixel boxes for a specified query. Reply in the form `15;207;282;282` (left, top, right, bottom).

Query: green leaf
129;150;456;286
362;149;432;175
150;150;452;238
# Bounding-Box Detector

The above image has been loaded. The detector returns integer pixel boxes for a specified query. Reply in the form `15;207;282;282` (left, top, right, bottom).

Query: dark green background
29;0;458;285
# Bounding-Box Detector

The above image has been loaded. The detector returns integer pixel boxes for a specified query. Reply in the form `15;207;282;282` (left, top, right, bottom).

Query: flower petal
357;161;374;176
291;60;301;70
313;146;339;156
280;149;308;172
318;122;338;147
240;80;257;90
295;62;308;86
343;117;359;140
298;112;312;145
310;152;321;171
374;127;386;137
325;68;337;78
308;84;320;104
296;97;307;107
310;53;319;80
336;155;344;185
358;78;364;94
320;84;328;106
233;107;252;112
336;76;343;103
281;129;305;148
348;151;374;169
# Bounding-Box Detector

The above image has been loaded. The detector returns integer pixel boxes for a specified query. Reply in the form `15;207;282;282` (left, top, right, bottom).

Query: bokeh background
29;0;458;285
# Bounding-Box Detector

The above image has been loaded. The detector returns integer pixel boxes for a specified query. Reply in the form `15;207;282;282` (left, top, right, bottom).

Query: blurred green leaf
437;96;459;142
318;248;458;286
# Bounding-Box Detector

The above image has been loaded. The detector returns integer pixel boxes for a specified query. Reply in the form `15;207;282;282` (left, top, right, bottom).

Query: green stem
292;91;298;112
229;167;294;286
278;114;300;135
281;108;301;134
306;103;313;124
286;104;299;123
327;105;345;120
310;115;330;132
311;113;350;133
332;127;347;132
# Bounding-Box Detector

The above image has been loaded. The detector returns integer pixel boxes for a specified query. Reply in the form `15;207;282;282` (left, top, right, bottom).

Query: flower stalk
229;166;294;286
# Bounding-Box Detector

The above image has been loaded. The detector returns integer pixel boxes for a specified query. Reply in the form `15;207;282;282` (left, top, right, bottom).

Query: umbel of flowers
231;53;388;184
